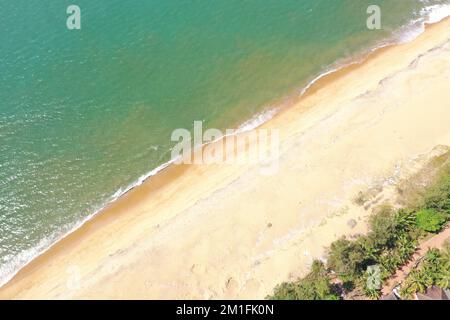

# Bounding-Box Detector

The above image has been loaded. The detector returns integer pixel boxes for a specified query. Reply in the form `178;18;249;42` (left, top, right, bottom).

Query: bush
368;206;398;248
422;166;450;212
395;209;417;232
268;260;340;300
400;245;450;299
327;238;367;279
416;209;447;233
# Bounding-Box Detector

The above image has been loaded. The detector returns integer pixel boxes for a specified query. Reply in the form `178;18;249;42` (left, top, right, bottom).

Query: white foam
0;157;179;288
396;20;426;43
0;237;55;287
237;108;279;132
389;2;450;44
111;158;176;199
299;69;330;95
422;4;450;24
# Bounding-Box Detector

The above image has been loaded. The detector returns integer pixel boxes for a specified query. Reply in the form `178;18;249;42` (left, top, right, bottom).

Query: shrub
327;238;366;279
400;246;450;299
422;166;450;212
416;209;447;233
368;206;398;248
395;209;417;232
269;260;340;300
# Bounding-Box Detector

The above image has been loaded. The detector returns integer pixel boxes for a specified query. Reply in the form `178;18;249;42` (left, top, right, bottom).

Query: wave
422;3;450;24
0;157;179;288
392;2;450;43
1;2;450;290
236;108;279;132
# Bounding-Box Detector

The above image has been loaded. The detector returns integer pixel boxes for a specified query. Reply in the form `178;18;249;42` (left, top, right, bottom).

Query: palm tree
405;269;430;294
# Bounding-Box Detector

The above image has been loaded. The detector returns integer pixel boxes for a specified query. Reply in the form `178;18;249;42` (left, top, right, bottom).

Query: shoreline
2;16;450;299
2;10;444;290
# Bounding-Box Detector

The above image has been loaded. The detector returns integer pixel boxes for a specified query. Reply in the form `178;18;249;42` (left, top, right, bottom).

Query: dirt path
381;223;450;296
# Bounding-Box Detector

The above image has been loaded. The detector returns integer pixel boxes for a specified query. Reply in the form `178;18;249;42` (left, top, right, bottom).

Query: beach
1;17;450;300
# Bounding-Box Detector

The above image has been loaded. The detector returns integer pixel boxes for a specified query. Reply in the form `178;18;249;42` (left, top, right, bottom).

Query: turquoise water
1;0;449;284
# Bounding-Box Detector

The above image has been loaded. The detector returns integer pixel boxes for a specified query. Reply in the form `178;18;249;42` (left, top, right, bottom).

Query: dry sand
1;18;450;299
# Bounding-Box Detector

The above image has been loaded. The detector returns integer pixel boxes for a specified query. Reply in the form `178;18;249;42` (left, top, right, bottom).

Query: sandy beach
1;17;450;299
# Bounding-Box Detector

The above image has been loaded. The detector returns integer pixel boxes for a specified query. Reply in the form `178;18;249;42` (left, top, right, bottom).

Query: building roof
416;286;449;300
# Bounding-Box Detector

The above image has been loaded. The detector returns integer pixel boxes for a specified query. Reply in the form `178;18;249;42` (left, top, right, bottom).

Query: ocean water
1;0;449;285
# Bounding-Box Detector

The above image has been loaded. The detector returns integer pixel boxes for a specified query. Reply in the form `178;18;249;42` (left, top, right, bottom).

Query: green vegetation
400;244;450;299
268;260;339;300
416;209;447;233
326;207;418;299
267;151;450;300
422;170;450;212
